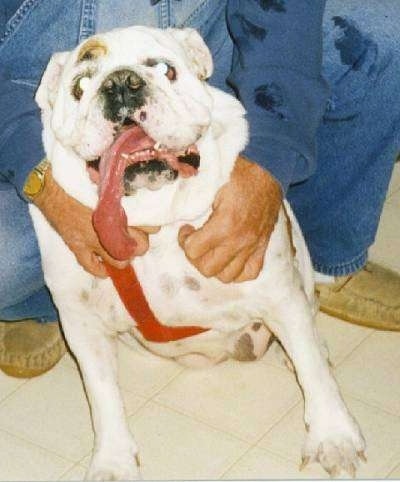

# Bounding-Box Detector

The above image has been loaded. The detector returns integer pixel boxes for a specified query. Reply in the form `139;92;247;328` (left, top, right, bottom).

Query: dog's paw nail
299;455;310;471
134;453;141;467
357;450;367;463
348;462;356;479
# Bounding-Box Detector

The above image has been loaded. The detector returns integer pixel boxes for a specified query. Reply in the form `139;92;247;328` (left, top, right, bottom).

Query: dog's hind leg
60;311;140;481
266;287;365;478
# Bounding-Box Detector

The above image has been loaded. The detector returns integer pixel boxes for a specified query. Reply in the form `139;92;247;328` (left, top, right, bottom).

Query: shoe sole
320;305;400;332
0;358;62;378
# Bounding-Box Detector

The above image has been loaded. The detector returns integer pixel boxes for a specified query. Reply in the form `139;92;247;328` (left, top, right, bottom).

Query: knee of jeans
322;14;397;121
0;227;44;310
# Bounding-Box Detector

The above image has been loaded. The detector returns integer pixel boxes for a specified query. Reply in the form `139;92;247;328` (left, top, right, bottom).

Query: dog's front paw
86;450;141;481
302;414;366;477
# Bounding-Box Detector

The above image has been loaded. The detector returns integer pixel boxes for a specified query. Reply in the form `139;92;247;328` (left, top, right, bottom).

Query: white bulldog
31;26;365;480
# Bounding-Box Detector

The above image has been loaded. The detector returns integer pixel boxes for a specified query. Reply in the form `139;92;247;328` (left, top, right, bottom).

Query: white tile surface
58;464;87;481
369;193;400;273
221;446;325;479
155;359;301;443
128;401;249;480
0;359;146;462
117;340;184;397
387;162;400;199
259;396;400;478
0;429;70;481
336;331;400;416
0;371;27;403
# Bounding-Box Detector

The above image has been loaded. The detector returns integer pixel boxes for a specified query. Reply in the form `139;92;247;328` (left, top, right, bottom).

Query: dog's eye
72;75;91;100
154;62;177;81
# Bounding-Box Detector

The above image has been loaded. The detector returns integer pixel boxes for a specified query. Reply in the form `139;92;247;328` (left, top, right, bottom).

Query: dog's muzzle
100;69;147;123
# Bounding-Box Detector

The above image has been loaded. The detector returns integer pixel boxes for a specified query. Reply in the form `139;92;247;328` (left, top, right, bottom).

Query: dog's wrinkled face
36;26;214;194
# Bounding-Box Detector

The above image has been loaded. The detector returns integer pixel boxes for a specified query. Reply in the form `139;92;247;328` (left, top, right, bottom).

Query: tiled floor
0;163;399;481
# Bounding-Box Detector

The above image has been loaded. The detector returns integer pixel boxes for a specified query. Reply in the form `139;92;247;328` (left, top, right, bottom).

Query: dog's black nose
100;69;146;123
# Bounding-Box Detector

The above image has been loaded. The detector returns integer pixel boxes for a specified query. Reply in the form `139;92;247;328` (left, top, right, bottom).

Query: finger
130;225;161;234
234;241;266;283
190;243;242;278
77;251;108;278
125;228;150;256
179;214;231;260
178;224;195;249
216;246;255;283
95;249;130;270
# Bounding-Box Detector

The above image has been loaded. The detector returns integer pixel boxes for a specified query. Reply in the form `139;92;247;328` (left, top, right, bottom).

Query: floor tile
127;401;249;480
117;340;184;397
369;196;400;273
314;312;373;367
387;162;400;199
0;371;27;404
0;429;70;481
335;331;400;416
0;360;145;462
261;314;372;372
58;463;87;481
154;359;301;443
221;446;325;479
388;462;400;479
259;397;400;478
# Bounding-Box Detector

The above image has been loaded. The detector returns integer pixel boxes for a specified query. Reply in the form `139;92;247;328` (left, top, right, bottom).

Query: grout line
57;461;85;481
383;457;400;479
0;426;75;463
130;397;253;446
334;329;376;368
0;378;30;406
343;391;400;419
146;365;186;400
215;404;307;479
217;444;255;479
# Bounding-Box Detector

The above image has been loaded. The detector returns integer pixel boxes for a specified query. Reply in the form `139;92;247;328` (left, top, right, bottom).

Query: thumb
178;224;195;249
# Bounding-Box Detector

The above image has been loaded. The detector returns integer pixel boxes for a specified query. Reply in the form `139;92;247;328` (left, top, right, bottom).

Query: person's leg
0;186;65;377
287;0;400;329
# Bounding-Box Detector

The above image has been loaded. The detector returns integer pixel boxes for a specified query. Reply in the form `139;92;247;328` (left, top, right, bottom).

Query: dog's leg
61;314;140;481
267;288;365;477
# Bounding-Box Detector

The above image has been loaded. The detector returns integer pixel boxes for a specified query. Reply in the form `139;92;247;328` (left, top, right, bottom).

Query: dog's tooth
154;142;161;151
121;153;129;159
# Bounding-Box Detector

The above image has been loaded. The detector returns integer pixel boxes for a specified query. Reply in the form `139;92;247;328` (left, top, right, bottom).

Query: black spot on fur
258;0;286;13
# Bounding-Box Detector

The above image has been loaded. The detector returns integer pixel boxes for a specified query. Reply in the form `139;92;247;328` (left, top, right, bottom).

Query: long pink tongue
92;126;154;260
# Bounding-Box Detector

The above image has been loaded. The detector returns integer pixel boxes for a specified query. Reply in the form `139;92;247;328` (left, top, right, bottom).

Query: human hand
178;156;282;283
34;167;158;278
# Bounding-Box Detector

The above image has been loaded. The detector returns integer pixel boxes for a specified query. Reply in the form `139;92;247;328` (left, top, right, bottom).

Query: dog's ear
168;28;213;80
35;51;69;111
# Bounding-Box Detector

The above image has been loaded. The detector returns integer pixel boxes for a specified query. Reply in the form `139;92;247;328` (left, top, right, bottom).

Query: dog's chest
130;226;249;328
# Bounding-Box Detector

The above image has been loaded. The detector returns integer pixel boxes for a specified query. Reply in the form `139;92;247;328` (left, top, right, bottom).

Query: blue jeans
0;0;399;321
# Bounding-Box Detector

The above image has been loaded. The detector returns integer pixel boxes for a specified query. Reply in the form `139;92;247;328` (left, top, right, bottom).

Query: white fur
31;26;365;480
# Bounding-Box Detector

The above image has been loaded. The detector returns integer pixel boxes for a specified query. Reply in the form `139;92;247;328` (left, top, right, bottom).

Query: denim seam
79;0;96;41
313;250;368;277
159;1;170;29
10;79;38;88
0;0;43;48
178;0;211;28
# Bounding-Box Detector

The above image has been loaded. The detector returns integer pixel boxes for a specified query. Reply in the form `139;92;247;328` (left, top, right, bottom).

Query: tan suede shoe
0;320;66;378
316;262;400;331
